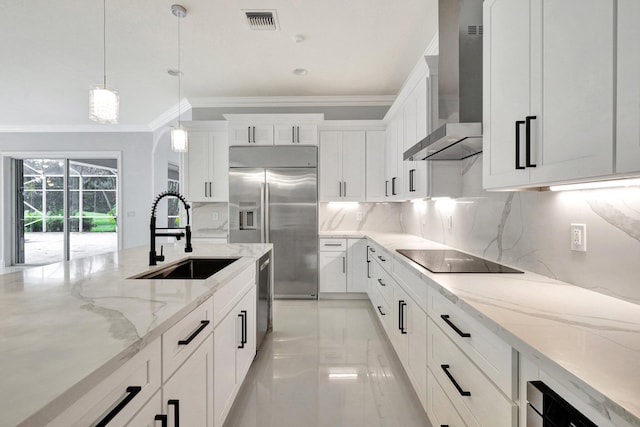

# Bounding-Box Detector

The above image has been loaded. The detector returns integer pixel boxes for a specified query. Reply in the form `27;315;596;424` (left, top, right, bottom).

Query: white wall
0;132;154;266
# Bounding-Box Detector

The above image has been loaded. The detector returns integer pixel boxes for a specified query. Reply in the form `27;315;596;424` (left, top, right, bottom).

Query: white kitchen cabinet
346;238;367;293
47;338;161;427
228;122;274;146
124;390;163;427
183;127;228;202
616;0;640;174
384;118;402;200
274;123;318;145
163;334;214;427
365;130;386;202
427;370;469;427
483;0;615;190
213;285;257;427
319;250;347;293
319;130;366;201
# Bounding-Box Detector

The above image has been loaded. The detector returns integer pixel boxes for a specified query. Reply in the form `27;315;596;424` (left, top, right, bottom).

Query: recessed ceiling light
293;34;305;43
293;68;308;76
167;69;183;77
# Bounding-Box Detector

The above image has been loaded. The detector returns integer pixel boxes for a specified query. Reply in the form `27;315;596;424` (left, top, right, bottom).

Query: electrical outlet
212;212;219;221
570;224;587;252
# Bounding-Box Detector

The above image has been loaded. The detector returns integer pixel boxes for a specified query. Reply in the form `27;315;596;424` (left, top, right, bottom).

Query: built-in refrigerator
229;146;318;299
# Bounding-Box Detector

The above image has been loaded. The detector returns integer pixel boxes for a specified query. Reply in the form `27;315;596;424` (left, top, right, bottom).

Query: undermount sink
132;257;238;280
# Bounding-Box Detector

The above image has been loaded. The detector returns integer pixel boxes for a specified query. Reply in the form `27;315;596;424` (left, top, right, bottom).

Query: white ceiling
0;0;437;129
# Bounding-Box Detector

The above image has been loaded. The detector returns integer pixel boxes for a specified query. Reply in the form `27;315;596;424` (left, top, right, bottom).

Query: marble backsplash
400;155;640;305
319;202;403;233
191;202;229;238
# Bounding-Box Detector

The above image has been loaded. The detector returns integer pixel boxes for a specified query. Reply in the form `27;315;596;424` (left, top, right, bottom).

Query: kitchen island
0;242;271;427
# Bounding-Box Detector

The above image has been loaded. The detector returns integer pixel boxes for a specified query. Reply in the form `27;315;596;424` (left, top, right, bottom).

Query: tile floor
224;299;431;427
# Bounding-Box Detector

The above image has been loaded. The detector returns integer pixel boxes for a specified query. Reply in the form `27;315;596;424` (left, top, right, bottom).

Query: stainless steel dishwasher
256;251;272;350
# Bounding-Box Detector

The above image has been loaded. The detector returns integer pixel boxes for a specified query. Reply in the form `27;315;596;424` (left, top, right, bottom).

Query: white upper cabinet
483;0;615;189
274;123;318;145
616;0;640;174
182;123;228;202
228;123;274;146
365;130;386;202
226;114;322;146
319;130;366;202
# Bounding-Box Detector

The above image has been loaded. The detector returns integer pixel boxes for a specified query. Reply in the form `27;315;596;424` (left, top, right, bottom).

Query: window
168;162;180;228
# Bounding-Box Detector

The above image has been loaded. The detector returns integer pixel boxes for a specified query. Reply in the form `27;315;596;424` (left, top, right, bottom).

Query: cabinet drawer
319;238;347;251
48;338;161;427
162;298;213;380
372;262;395;306
429;290;516;397
427;368;472;427
371;247;391;269
392;256;428;308
370;284;392;334
428;318;517;427
213;264;255;327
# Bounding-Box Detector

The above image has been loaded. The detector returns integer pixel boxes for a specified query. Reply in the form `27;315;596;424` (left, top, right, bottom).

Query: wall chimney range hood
405;0;483;161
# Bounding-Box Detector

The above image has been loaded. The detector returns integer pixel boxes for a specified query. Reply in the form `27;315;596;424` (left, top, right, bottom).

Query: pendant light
170;4;188;152
89;0;119;124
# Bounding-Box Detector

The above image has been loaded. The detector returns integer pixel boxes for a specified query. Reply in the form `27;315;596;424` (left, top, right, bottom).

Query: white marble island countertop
364;231;640;427
0;242;271;427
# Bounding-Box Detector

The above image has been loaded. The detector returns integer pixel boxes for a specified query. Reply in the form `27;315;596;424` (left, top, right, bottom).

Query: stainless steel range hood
405;0;483;161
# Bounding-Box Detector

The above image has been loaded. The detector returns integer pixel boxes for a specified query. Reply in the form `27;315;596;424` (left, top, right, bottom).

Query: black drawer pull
525;116;537;167
155;414;168;427
95;386;142;427
377;306;386;316
178;320;210;345
378;255;386;262
377;278;386;287
168;399;180;427
441;364;471;397
324;243;343;247
238;310;247;349
440;314;471;338
399;300;407;334
515;120;525;170
369;247;376;253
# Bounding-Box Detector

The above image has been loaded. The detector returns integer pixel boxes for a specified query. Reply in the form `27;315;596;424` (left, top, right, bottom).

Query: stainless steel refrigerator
229;146;318;299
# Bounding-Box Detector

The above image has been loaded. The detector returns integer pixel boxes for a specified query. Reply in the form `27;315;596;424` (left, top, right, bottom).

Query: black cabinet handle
385;180;389;197
515;120;525;170
409;169;416;192
168;399;180;427
377;278;386;287
339;181;342;197
377;306;386;316
378;255;386;262
441;364;471;397
525;116;537;167
238;310;247;348
391;177;397;195
292;126;295;143
367;260;370;278
440;314;471;338
155;414;168;427
252;126;256;143
399;300;407;334
343;181;347;197
247;126;251;143
95;386;142;427
178;320;210;346
369;247;376;253
204;182;207;197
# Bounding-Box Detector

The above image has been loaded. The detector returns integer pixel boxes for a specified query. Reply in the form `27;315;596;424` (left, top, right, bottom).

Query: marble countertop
319;231;367;238
0;242;271;427
362;231;640;427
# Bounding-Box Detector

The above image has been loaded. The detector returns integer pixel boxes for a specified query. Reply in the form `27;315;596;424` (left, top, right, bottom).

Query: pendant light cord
177;11;181;128
103;0;107;88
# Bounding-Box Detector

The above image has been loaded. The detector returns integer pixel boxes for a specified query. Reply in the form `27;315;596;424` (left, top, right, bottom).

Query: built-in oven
527;381;597;427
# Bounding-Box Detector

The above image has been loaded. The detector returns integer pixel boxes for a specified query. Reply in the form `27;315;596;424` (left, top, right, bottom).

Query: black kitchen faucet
149;191;193;266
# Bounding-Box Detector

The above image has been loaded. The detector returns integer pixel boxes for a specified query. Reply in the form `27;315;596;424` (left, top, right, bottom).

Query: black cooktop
396;249;523;274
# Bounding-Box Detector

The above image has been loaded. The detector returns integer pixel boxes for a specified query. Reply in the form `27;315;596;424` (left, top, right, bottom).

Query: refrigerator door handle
260;183;266;243
265;183;271;243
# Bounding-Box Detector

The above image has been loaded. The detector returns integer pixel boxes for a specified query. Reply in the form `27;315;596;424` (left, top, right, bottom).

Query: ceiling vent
243;10;279;30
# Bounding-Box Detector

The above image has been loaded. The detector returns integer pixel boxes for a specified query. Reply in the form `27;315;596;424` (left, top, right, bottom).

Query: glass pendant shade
171;127;188;152
89;85;119;124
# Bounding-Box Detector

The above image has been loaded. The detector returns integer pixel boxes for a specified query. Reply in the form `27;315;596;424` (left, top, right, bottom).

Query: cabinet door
252;124;274;145
391;283;409;366
296;124;319;145
274;124;299;145
529;0;614;185
209;130;229;201
236;286;257;382
346;238;368;293
482;0;532;189
319;131;343;201
214;309;238;427
184;131;211;202
228;123;252;146
163;334;214;427
385;121;398;200
365;131;386;202
407;300;427;410
341;131;366;201
616;0;640;173
319;251;347;293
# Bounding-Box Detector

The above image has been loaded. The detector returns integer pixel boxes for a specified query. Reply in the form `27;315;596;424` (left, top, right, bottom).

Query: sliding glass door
15;157;118;265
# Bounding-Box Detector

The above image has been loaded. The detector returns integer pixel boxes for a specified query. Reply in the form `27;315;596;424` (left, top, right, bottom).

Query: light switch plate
570;223;587;252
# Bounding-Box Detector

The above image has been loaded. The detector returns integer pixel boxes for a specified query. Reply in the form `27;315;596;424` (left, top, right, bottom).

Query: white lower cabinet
124;390;162;427
346;238;368;293
319;250;347;293
163;334;214;427
427;369;469;427
214;285;257;427
319;238;368;295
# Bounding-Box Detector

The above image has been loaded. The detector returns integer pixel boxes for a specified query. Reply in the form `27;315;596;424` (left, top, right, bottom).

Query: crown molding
424;32;439;56
189;95;395;109
148;99;193;131
0;124;150;133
